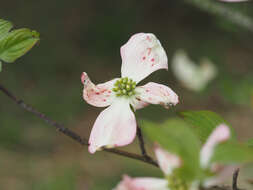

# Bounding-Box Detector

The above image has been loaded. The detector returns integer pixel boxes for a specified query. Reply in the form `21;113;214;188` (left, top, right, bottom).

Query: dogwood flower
114;124;231;190
81;33;179;153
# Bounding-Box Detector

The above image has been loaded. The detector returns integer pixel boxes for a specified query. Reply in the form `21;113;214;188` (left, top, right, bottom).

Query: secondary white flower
114;145;181;190
172;50;217;92
81;33;179;154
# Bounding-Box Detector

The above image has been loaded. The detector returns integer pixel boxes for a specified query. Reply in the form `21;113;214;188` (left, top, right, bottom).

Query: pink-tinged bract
81;72;118;107
135;82;179;109
121;33;168;83
200;124;231;168
114;175;169;190
199;124;234;187
88;99;136;153
154;145;181;176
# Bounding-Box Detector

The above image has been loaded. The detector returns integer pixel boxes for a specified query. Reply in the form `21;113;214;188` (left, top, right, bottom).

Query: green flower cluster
167;175;188;190
113;77;136;97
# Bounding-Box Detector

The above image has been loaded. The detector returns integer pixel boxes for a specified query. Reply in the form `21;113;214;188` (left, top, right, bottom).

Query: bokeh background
0;0;253;189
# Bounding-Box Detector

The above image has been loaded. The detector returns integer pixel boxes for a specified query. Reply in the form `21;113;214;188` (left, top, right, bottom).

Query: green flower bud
128;91;134;96
122;78;128;84
113;77;136;97
121;83;126;88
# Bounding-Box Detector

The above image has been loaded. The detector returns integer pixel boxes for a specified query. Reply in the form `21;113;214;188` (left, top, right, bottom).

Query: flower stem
137;126;154;162
232;168;240;190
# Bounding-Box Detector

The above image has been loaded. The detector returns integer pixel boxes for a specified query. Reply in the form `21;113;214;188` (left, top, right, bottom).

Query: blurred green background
0;0;253;189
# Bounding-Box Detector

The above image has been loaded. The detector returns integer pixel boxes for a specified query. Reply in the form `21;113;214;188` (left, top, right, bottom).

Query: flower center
112;77;136;97
167;175;188;190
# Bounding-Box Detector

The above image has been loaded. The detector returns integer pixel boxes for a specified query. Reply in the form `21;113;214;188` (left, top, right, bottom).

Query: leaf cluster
0;18;39;71
142;110;253;183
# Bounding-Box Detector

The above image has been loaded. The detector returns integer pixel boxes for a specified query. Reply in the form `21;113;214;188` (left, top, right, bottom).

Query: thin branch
0;83;158;167
136;126;152;161
0;83;88;145
103;148;158;167
184;0;253;33
232;168;240;190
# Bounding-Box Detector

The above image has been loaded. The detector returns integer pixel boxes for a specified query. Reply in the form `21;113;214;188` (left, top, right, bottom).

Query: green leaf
0;28;39;63
0;19;13;40
212;141;253;164
141;119;201;181
0;18;40;64
0;61;2;72
178;110;236;143
219;75;253;106
247;138;253;147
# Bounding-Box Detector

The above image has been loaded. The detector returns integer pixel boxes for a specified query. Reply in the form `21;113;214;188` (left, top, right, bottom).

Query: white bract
172;50;217;92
